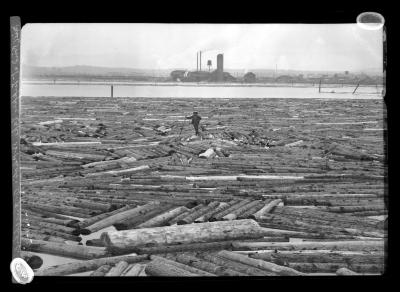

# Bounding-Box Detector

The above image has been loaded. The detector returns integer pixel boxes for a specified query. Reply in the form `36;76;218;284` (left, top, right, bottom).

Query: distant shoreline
21;80;384;89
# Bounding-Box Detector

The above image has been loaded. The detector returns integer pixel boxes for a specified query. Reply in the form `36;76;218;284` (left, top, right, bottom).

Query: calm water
21;82;383;99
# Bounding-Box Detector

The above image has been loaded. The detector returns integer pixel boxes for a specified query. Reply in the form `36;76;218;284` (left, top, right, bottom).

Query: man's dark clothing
186;114;202;135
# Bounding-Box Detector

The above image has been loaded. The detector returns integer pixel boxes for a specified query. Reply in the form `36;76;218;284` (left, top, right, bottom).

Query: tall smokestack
196;52;198;71
217;54;224;82
200;51;202;71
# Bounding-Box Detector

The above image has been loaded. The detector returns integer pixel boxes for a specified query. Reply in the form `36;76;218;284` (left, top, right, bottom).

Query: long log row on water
19;96;387;276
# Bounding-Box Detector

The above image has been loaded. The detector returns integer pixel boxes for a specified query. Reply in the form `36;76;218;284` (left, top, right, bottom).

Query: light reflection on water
21;83;383;99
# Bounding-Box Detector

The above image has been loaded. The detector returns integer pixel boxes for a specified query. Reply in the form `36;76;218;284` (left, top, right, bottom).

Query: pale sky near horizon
21;23;383;72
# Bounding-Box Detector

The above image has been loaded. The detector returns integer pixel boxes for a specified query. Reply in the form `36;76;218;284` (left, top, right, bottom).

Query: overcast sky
21;23;383;72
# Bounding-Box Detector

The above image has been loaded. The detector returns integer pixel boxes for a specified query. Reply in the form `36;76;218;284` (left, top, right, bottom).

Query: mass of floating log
20;96;386;276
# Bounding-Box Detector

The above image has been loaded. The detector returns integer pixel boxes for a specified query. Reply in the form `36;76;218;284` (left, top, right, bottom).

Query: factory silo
217;54;224;82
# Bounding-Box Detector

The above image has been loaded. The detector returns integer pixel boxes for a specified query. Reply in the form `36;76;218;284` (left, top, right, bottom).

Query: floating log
80;202;160;234
133;241;234;255
23;224;82;242
336;267;359;275
22;231;77;244
237;201;266;219
86;239;105;247
123;264;147;276
105;261;129;276
21;238;108;260
114;204;174;230
32;141;102;147
101;219;265;254
222;200;262;220
177;201;220;225
23;212;79;227
22;218;77;235
167;204;204;225
35;254;149;276
287;262;383;274
198;253;273;276
23;202;94;218
320;205;385;213
210;199;252;221
195;201;236;223
231;240;385;252
87;165;150;177
248;250;384;265
251;199;282;219
217;250;305;276
173;254;245;276
145;258;199;276
20;251;43;270
136;206;189;228
90;265;112;276
23;204;83;220
150;255;215;276
75;205;132;229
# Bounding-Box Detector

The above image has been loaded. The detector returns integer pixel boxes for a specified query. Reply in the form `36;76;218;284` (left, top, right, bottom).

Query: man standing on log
185;112;202;136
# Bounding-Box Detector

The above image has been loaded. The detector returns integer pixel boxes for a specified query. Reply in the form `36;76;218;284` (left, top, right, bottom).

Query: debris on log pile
20;97;387;276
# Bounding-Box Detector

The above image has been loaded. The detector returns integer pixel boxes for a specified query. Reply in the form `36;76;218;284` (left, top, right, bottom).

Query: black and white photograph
12;18;387;279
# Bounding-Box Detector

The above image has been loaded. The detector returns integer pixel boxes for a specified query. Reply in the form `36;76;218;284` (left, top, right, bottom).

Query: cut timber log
86;239;105;247
75;205;132;229
177;201;220;225
210;199;252;221
101;219;264;254
22;231;75;244
251;199;282;219
198;253;274;276
123;264;146;276
237;201;266;219
217;250;305;276
195;201;236;223
167;204;204;225
222;200;262;220
134;241;234;255
87;165;150;177
150;255;215;276
173;254;245;276
145;259;199;276
35;254;149;276
20;251;43;270
231;240;385;252
248;250;384;265
21;238;108;260
80;202;160;234
105;261;129;276
136;206;189;228
287;262;383;274
336;267;359;275
90;265;112;276
113;204;174;230
32;141;102;147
